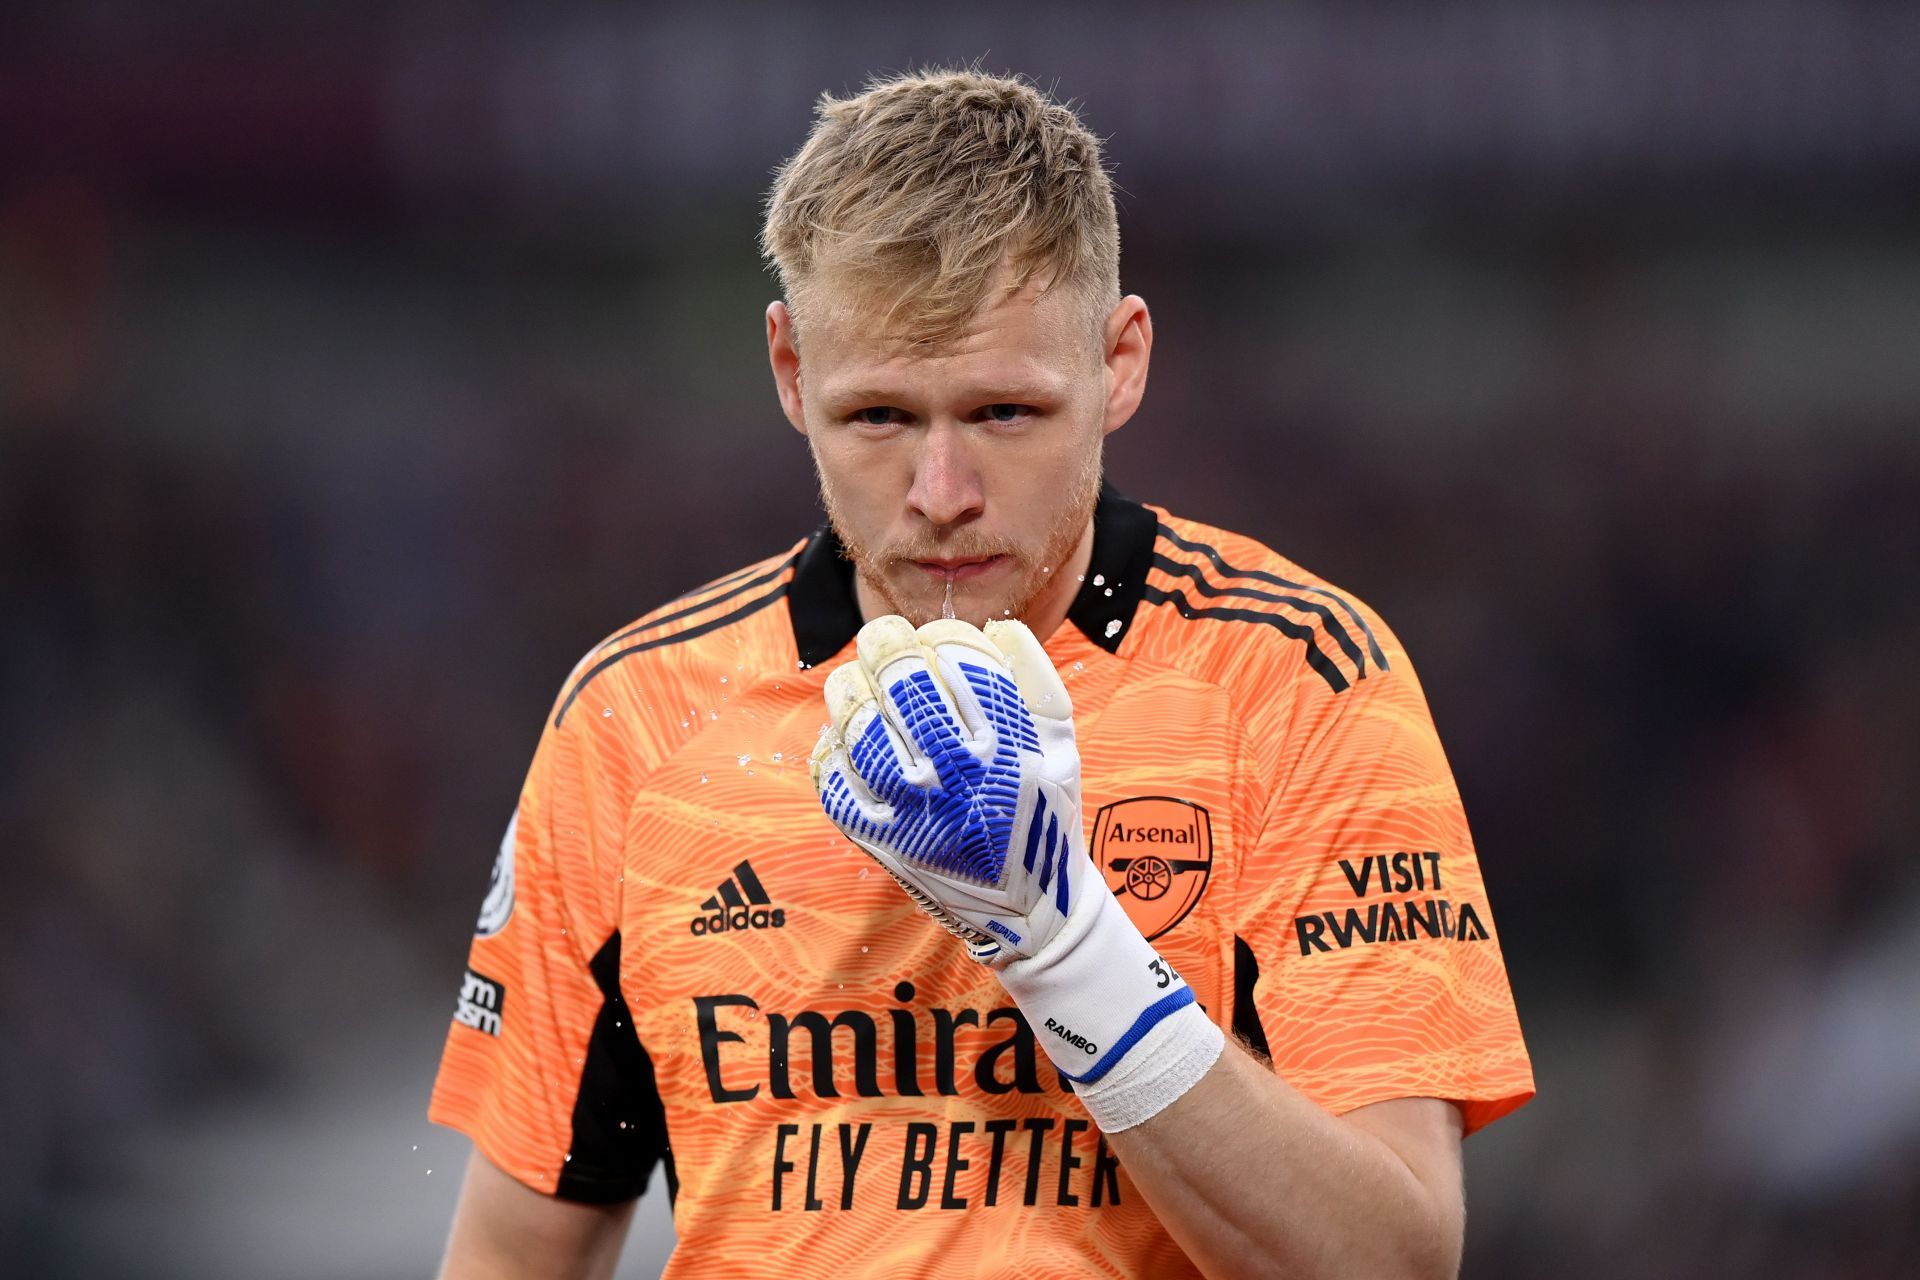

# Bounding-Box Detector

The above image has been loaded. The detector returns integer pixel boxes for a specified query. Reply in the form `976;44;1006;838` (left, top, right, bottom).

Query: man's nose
906;423;984;528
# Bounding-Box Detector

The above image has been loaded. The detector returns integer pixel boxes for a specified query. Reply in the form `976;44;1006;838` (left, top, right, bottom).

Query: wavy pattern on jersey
1140;515;1386;694
432;513;1532;1278
553;543;805;728
1221;602;1531;1136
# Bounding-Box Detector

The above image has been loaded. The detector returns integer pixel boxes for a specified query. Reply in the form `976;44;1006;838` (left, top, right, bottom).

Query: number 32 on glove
809;616;1224;1133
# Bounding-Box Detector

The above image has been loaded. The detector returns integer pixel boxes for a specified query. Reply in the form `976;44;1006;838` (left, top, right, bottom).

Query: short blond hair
761;69;1120;348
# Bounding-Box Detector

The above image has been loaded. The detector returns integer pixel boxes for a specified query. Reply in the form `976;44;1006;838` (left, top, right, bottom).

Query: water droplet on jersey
698;774;707;783
941;573;955;620
798;661;811;670
1105;619;1123;638
564;1153;573;1163
1092;573;1105;586
737;754;751;766
681;720;690;728
601;707;613;718
771;752;783;763
719;676;728;684
860;945;869;953
1071;661;1084;672
709;709;719;720
1103;587;1113;597
858;866;869;877
412;1144;418;1151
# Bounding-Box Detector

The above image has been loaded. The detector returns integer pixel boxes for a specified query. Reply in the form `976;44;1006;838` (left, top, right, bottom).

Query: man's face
779;282;1115;629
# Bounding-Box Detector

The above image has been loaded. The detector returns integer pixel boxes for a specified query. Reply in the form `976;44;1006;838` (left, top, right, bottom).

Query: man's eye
855;407;900;426
984;403;1030;423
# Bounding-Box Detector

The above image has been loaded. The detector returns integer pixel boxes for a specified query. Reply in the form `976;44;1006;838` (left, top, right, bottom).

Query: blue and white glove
810;615;1223;1132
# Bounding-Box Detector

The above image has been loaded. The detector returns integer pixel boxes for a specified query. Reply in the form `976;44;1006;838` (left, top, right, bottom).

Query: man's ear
767;301;807;433
1101;295;1152;436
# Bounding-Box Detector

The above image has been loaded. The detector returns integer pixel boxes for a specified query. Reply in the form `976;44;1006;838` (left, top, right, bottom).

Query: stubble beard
815;446;1102;629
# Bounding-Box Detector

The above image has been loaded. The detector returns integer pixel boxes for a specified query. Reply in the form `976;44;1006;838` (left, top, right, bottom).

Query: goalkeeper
430;68;1533;1279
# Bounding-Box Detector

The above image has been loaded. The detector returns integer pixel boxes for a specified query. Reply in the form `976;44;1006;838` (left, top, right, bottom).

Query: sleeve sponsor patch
1293;852;1489;955
455;968;507;1036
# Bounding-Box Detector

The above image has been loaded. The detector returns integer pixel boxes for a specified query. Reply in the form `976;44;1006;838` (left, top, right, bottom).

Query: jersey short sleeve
427;671;671;1201
1237;629;1534;1136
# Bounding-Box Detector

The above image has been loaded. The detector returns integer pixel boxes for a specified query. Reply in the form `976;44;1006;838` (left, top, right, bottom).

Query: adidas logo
689;860;787;936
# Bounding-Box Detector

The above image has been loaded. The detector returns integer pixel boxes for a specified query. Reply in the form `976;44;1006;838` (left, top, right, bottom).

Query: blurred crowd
3;4;1917;1277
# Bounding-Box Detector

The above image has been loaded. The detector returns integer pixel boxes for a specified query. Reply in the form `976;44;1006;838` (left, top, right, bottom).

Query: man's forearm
1102;1042;1465;1280
440;1150;636;1280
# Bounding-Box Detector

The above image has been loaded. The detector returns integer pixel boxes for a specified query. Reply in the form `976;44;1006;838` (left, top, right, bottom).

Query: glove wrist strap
997;886;1225;1132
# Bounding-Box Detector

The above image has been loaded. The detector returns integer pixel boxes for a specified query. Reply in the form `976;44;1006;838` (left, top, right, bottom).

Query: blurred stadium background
3;3;1917;1276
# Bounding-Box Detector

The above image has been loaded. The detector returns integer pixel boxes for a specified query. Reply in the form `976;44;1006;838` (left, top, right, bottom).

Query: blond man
431;70;1533;1279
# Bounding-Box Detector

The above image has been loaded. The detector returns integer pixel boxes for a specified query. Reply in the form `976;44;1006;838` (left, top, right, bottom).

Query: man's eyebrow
819;378;1070;407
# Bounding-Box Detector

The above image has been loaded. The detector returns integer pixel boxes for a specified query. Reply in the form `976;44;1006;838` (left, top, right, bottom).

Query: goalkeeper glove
809;615;1223;1132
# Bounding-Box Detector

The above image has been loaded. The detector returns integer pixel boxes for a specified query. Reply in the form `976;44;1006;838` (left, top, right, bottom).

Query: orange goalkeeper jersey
429;485;1534;1277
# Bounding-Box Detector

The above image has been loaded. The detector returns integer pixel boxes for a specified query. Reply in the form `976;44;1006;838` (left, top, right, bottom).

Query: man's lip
912;555;1006;580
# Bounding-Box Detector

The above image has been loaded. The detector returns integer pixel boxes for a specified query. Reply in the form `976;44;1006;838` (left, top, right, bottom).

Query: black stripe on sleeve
554;584;789;727
1150;553;1370;677
555;931;674;1205
607;554;800;647
1141;584;1352;693
1156;525;1388;672
1232;935;1272;1063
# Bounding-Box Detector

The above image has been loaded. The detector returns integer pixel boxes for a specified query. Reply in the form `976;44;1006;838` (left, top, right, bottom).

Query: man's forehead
798;281;1093;389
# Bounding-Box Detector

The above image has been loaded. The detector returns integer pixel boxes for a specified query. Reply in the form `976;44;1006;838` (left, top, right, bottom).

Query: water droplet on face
709;709;719;720
681;720;690;728
1105;619;1123;638
798;661;811;670
858;866;869;877
1093;573;1105;586
771;752;783;763
860;945;869;953
1071;661;1084;672
719;676;728;684
941;573;955;621
699;773;708;783
737;754;751;766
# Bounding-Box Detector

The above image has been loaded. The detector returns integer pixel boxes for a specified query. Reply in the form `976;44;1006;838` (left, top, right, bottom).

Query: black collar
788;482;1157;667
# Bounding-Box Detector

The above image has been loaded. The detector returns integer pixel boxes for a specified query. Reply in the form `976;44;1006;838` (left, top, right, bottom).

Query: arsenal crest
1094;797;1213;940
